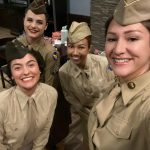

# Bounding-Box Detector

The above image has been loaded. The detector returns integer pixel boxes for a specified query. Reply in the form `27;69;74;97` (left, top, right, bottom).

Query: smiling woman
88;0;150;150
0;39;57;149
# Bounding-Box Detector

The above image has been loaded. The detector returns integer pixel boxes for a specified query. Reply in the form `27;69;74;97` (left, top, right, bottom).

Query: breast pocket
106;114;132;139
4;122;25;140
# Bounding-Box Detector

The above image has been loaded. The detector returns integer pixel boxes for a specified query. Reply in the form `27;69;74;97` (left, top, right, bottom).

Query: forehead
11;53;36;65
68;38;88;46
25;9;46;20
107;19;149;34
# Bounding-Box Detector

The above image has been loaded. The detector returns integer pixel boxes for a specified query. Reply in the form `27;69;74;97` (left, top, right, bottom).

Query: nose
72;47;79;55
113;39;125;55
31;21;36;28
23;66;29;75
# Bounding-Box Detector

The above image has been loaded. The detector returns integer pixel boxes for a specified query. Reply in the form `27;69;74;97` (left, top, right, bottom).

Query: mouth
29;29;38;34
71;56;80;61
21;76;33;81
112;58;132;63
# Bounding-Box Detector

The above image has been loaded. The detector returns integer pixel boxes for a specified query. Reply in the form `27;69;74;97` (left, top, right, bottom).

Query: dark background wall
91;0;120;51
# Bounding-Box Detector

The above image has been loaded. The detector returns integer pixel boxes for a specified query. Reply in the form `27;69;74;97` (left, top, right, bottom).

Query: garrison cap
28;0;47;14
114;0;150;25
68;21;91;43
5;40;29;63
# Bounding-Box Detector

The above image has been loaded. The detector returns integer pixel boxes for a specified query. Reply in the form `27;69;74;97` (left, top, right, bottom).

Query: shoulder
59;60;71;73
40;83;57;97
0;87;15;109
89;54;108;64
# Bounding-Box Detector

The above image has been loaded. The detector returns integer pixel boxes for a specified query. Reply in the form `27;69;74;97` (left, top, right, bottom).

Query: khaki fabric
88;71;150;150
0;83;57;150
28;0;47;14
17;34;60;85
59;54;114;149
114;0;150;25
68;21;91;44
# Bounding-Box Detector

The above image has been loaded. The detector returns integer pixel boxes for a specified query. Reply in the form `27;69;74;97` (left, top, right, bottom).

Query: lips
21;76;33;81
112;58;132;63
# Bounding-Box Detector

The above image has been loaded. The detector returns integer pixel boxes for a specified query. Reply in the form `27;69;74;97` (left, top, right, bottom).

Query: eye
78;46;86;49
27;18;33;22
13;66;21;71
36;21;44;25
106;37;117;42
67;44;74;48
28;62;36;68
127;37;138;42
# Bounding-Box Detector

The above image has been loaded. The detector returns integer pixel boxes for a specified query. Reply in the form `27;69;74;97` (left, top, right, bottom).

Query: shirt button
127;82;135;89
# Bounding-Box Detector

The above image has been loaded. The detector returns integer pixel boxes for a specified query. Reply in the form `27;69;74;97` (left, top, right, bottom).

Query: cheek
11;71;20;80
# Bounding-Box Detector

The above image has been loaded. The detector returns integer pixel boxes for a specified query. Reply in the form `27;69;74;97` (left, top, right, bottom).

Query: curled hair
6;49;45;79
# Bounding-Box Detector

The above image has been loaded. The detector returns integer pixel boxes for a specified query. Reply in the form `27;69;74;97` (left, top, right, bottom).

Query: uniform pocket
106;114;132;139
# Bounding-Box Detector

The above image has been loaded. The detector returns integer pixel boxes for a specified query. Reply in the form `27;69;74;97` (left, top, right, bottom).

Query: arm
32;90;57;150
44;50;60;85
59;70;83;112
0;110;9;150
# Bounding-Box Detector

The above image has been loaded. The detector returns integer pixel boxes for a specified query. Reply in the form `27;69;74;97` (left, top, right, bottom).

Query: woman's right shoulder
0;87;15;106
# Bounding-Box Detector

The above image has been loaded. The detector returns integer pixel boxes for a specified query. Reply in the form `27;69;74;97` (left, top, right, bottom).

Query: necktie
81;71;92;94
96;84;121;127
24;98;36;144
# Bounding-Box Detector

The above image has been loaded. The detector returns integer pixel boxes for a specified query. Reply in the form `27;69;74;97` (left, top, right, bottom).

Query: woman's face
24;10;47;43
105;19;150;81
67;38;90;68
11;53;41;95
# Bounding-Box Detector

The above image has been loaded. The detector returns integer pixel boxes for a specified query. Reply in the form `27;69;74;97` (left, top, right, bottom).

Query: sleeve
0;108;9;150
44;49;60;85
59;69;83;112
32;89;58;150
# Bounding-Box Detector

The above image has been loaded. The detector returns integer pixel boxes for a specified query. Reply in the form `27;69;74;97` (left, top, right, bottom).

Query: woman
59;21;114;149
88;0;150;149
0;40;57;150
17;0;59;85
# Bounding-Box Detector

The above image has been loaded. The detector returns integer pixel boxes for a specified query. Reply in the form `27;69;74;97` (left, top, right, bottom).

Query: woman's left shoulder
40;83;57;95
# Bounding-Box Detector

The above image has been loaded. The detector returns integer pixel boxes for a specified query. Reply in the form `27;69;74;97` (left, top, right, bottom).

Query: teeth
72;57;79;60
22;77;32;81
113;58;129;63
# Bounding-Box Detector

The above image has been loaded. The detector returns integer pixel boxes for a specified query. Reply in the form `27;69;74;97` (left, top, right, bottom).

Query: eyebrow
11;60;37;68
107;30;143;35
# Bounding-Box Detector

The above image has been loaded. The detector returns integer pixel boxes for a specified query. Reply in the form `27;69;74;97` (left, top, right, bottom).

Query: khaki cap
68;21;91;43
5;40;29;63
114;0;150;25
28;0;47;14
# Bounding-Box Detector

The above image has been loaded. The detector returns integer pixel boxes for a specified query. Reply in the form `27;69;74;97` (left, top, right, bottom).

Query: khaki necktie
81;71;92;94
96;84;121;127
24;98;36;144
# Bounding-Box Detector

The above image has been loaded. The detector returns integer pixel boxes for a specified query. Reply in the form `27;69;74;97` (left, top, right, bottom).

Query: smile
113;58;131;63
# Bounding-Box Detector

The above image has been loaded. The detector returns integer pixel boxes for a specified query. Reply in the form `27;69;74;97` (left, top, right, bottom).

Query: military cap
68;21;91;43
28;0;47;14
114;0;150;25
5;40;29;63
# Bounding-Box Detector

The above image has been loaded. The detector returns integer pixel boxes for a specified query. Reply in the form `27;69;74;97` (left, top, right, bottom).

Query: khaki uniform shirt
0;83;57;150
17;34;60;85
88;71;150;150
59;54;114;118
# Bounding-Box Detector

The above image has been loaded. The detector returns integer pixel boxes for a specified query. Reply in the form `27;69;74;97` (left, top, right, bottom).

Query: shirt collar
19;34;44;49
70;54;92;78
15;84;41;110
120;71;150;105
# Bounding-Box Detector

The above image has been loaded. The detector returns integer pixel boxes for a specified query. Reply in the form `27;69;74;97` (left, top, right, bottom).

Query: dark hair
104;16;113;37
7;49;45;78
141;20;150;32
104;16;150;36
